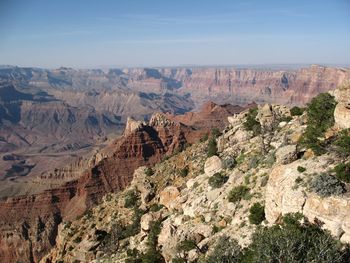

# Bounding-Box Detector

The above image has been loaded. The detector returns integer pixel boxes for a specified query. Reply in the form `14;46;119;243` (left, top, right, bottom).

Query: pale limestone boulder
332;82;350;129
334;104;350;129
204;156;222;176
159;186;180;210
275;144;297;164
265;159;350;243
140;213;154;231
131;167;155;205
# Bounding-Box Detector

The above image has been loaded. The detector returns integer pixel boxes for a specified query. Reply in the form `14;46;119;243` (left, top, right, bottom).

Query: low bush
300;93;336;155
207;138;218;157
205;235;242;263
242;213;348;263
149;203;164;212
333;129;350;156
290;106;305;116
228;185;250;203
200;133;209;142
334;162;350;183
223;157;236;169
124;190;139;208
297;166;306;173
248;203;265;225
208;172;228;188
308;173;345;197
118;207;143;239
211;128;222;139
144;167;154;176
243;107;261;136
179;166;189;177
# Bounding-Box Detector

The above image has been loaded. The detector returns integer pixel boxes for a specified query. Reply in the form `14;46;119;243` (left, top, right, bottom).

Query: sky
0;0;349;68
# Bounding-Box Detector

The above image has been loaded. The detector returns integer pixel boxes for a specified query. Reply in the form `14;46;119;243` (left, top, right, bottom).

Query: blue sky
0;0;349;68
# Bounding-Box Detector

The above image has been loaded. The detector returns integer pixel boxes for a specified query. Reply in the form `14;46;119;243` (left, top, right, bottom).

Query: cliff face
0;104;237;263
175;65;350;106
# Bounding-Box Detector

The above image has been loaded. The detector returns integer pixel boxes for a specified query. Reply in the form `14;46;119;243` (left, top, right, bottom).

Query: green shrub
177;239;198;252
228;185;250;203
207;138;218;157
124;190;139;208
334;162;350;183
205;236;242;263
208;172;228;188
200;133;209;142
248;203;265;225
211;128;222;139
236;153;246;165
280;116;292;123
118;207;143;239
300;93;336;155
333;129;350;156
290;106;305;116
297;166;306;173
309;173;345;197
248;155;259;169
73;236;82;243
243;107;261;136
149;203;164;212
144;167;154;176
146;220;162;250
242;213;347;263
223;157;236;169
179;166;189;177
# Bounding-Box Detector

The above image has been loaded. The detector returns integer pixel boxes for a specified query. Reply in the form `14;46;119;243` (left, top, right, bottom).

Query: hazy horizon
1;0;349;68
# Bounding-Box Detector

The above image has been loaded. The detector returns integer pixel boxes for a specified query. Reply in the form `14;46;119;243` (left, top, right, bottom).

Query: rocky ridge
41;84;350;263
0;103;239;263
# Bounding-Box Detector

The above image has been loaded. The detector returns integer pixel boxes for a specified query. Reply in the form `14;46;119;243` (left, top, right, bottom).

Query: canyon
0;64;349;262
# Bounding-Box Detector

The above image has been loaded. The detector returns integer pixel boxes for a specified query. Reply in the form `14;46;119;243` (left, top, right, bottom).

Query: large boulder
332;83;350;129
159;186;180;210
265;159;350;242
275;145;297;164
204;156;222;176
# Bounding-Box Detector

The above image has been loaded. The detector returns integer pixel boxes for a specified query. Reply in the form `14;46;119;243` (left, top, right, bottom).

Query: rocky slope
40;84;350;263
0;103;240;263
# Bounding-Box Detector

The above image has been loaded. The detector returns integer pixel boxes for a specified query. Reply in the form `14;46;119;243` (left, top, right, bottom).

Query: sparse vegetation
149;203;164;212
334;162;350;183
297;166;306;173
243;107;261;136
300;93;336;155
200;133;209;142
333;129;350;156
211;128;222;139
124;190;139;208
144;167;154;176
207;137;218;157
242;213;348;263
228;185;250;203
248;202;265;225
208;172;228;188
205;235;242;263
223;157;236;169
118;207;143;239
179;166;189;177
290;106;305;116
309;173;345;197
